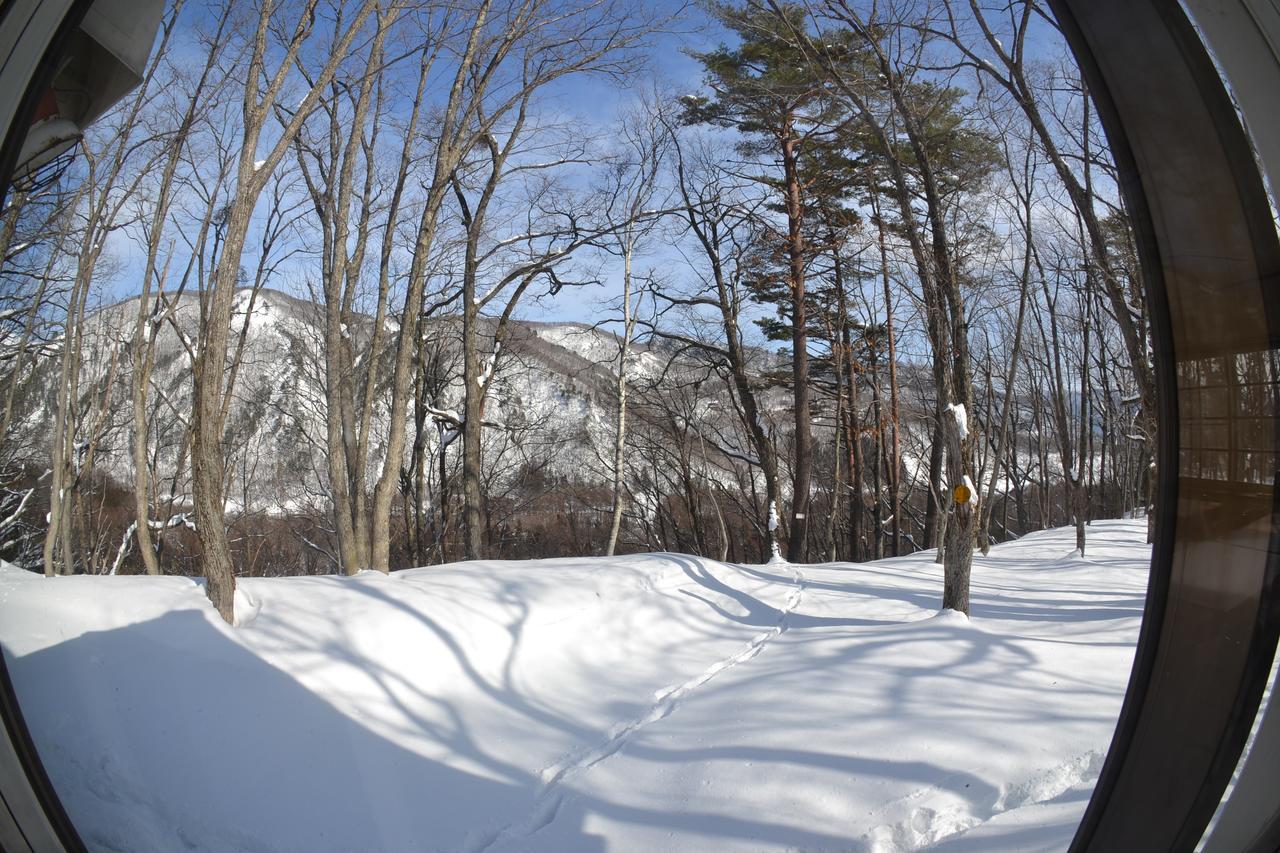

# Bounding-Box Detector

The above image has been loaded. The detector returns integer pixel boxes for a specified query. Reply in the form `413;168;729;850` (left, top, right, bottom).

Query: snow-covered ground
0;520;1149;852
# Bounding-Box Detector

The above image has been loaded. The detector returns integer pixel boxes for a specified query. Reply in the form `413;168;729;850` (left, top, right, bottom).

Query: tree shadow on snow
666;554;936;630
4;537;1146;852
5;610;606;853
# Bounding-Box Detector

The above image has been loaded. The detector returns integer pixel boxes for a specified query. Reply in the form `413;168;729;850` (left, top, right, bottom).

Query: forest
0;0;1157;624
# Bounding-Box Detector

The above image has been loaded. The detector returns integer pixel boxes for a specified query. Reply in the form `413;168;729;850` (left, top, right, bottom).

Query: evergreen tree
683;3;856;561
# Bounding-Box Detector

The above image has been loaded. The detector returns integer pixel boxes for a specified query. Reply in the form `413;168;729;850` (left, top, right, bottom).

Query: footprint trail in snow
472;563;807;852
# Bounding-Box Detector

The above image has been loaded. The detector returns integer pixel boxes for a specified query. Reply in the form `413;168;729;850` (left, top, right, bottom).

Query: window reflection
1178;350;1280;486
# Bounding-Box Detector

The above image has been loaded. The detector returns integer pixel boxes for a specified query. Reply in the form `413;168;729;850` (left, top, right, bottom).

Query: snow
530;324;662;383
766;500;784;563
476;342;501;391
947;403;969;440
0;520;1149;852
534;324;620;365
230;290;279;329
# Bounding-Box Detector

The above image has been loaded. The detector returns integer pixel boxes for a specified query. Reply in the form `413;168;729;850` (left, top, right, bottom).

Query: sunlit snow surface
0;520;1148;852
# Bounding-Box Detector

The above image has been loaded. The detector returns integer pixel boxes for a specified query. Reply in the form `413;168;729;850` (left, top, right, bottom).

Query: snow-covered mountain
12;288;785;513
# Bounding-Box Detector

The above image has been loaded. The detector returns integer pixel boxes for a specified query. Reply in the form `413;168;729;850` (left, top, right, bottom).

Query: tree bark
605;234;636;556
781;131;811;563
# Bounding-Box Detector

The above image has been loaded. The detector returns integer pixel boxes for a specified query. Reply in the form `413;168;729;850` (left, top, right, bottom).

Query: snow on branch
946;403;968;440
477;342;501;393
109;513;195;576
424;404;462;426
0;487;33;533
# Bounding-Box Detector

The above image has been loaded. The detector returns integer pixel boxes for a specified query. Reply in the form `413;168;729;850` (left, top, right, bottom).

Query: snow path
477;566;807;852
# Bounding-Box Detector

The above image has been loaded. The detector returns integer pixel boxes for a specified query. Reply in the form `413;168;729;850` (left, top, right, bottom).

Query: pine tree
683;3;855;562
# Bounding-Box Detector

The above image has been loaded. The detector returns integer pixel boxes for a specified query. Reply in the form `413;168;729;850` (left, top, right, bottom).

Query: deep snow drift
0;520;1149;852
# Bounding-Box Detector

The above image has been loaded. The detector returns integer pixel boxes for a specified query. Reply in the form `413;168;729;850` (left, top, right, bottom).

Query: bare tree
363;0;660;568
771;0;990;611
933;0;1155;537
601;92;670;556
125;4;234;577
43;3;189;577
191;0;380;621
978;134;1035;554
290;3;423;574
659;128;784;562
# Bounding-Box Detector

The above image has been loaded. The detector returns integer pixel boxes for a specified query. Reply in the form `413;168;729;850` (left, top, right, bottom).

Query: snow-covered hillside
11;290;790;513
0;520;1149;852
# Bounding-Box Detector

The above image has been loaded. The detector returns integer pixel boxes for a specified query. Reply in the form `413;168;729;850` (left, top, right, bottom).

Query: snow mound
231;586;260;626
928;607;973;626
0;520;1150;852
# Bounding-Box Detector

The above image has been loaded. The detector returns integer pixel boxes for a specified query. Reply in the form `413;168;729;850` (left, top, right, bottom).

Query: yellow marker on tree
953;482;972;505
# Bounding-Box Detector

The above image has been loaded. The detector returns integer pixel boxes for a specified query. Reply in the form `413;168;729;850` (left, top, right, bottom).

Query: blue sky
92;0;1084;358
516;1;721;327
98;0;727;331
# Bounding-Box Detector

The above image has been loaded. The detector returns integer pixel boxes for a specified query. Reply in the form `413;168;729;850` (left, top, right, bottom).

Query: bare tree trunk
130;302;164;576
291;8;399;575
606;236;637;556
192;210;254;621
828;383;843;563
782;131;811;563
870;351;885;560
666;131;783;562
461;277;485;561
830;224;861;563
1075;292;1093;555
980;277;1029;556
129;14;226;577
370;5;495;571
980;152;1034;554
924;407;944;554
865;187;903;556
846;378;862;562
192;0;377;620
44;9;183;575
